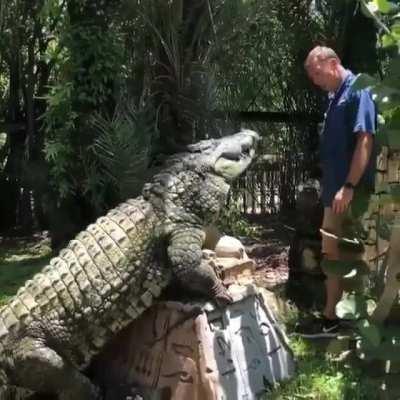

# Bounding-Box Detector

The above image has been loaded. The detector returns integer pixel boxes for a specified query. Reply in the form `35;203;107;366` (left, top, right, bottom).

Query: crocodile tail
0;353;33;399
0;385;14;400
0;365;8;390
0;370;12;400
0;385;33;400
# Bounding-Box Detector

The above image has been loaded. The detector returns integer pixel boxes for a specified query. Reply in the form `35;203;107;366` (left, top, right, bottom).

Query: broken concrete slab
90;285;295;400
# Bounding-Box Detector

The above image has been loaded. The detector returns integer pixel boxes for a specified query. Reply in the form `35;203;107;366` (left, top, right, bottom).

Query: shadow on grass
267;336;379;400
0;237;52;305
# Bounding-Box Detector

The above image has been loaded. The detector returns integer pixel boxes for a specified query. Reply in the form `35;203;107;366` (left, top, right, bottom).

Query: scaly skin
0;130;259;399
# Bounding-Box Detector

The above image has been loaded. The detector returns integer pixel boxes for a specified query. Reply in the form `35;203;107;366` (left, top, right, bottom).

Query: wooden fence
230;154;311;215
216;111;321;216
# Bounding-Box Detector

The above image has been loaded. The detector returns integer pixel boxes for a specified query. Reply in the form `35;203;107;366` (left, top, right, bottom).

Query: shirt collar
328;70;354;100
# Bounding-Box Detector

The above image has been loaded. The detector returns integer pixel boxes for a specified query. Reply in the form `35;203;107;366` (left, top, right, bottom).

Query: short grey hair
304;46;340;69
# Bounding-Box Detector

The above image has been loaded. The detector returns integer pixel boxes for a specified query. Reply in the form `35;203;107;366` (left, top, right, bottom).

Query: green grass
0;236;52;305
0;232;392;400
264;303;380;400
267;337;378;400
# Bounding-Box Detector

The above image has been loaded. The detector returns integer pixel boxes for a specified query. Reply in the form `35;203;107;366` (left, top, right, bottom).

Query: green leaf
388;108;400;127
376;0;395;13
386;183;400;199
384;57;400;87
386;129;400;149
369;191;400;207
357;326;400;360
351;73;377;90
376;129;388;148
382;33;397;47
370;84;400;110
375;183;391;193
375;128;389;147
356;319;381;346
392;23;400;36
335;293;369;320
365;1;379;13
44;141;62;162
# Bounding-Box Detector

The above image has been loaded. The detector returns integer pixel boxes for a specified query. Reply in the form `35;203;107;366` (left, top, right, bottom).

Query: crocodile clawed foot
211;281;233;307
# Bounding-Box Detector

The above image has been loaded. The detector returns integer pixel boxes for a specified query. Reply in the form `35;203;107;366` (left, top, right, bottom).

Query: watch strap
344;182;355;190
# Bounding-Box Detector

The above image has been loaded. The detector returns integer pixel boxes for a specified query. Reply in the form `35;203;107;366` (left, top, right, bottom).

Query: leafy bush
334;0;400;353
218;201;261;238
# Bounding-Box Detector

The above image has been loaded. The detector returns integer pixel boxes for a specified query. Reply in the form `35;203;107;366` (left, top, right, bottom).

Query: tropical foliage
0;1;398;395
0;0;379;245
355;0;400;158
334;0;400;361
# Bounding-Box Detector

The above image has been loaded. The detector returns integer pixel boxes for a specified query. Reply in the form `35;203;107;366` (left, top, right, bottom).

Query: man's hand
332;186;353;214
333;132;373;215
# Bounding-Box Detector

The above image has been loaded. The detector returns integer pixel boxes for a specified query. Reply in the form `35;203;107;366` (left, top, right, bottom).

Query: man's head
305;46;345;92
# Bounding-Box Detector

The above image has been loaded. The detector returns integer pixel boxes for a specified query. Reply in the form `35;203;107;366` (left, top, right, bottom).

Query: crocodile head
153;129;260;181
144;130;260;224
186;129;260;180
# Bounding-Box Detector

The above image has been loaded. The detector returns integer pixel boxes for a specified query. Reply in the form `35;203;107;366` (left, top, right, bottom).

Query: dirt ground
241;213;294;290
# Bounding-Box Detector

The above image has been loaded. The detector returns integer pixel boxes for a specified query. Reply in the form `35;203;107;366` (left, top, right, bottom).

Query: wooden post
371;218;400;323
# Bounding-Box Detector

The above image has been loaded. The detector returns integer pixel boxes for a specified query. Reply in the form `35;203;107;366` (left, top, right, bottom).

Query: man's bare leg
324;274;343;320
321;208;343;321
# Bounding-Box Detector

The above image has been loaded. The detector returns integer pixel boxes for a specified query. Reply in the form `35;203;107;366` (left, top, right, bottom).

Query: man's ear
331;58;340;69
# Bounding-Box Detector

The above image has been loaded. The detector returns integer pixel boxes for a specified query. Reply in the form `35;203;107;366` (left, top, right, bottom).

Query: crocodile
0;129;259;399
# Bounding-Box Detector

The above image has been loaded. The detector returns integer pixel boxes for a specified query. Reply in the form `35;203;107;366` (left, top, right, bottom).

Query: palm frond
85;102;157;211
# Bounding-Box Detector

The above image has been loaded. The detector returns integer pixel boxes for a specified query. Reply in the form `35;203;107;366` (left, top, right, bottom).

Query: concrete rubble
90;235;295;400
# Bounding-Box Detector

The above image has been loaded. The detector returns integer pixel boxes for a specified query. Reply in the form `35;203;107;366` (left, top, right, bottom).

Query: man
300;46;376;337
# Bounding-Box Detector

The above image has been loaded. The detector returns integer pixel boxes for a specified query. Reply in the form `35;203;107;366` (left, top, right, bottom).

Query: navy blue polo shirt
320;71;376;207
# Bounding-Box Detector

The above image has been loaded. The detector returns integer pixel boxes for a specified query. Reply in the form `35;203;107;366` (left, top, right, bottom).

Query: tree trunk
3;34;24;231
150;0;213;154
19;38;36;232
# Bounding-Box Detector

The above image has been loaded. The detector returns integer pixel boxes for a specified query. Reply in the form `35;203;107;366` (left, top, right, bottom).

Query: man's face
305;56;337;92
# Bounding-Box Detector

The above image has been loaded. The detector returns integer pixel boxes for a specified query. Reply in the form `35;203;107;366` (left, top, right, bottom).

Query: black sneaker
295;317;341;338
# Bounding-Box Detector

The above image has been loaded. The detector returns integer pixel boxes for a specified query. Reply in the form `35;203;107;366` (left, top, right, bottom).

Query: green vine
43;7;124;201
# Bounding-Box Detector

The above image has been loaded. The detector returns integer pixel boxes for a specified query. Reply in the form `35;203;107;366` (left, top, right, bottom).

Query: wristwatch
344;182;355;190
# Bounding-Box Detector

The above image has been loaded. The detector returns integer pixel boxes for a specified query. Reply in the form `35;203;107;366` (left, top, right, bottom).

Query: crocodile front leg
7;335;101;400
167;227;232;305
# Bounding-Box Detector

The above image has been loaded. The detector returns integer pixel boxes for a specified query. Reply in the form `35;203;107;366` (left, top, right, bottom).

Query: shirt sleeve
351;90;377;135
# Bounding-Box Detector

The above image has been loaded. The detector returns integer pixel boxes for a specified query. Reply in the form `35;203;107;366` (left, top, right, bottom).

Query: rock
257;287;294;324
212;257;256;282
202;249;216;260
302;246;319;273
214;236;247;259
203;225;222;250
90;288;295;400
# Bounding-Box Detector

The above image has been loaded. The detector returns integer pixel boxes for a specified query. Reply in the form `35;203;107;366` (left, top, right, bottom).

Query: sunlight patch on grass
0;236;52;306
268;336;378;400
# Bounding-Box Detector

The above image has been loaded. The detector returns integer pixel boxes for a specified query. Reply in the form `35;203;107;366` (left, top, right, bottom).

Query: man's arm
346;132;374;186
332;132;374;214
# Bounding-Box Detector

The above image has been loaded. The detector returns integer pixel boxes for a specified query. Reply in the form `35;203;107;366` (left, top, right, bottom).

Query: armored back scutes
0;197;166;361
0;130;260;399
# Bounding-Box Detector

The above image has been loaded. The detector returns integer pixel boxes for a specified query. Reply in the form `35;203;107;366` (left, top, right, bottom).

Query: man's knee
320;258;354;277
321;207;343;257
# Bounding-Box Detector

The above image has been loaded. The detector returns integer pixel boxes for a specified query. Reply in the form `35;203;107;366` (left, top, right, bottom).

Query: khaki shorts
321;190;371;277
